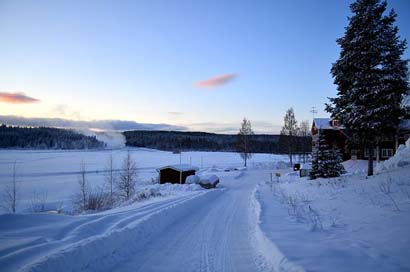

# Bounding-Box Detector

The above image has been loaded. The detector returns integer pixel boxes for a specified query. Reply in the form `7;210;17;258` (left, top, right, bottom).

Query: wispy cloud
0;92;40;104
194;73;237;88
168;111;184;116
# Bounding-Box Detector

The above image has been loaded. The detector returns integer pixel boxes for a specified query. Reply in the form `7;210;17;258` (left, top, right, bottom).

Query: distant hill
0;125;105;149
123;130;311;154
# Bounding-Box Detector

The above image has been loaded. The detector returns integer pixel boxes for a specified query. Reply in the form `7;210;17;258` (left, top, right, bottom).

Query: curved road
1;171;269;272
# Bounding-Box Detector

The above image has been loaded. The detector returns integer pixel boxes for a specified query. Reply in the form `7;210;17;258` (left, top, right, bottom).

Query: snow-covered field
0;148;287;213
1;147;410;271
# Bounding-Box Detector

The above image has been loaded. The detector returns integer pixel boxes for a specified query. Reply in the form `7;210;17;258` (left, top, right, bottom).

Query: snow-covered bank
255;147;410;271
249;185;304;272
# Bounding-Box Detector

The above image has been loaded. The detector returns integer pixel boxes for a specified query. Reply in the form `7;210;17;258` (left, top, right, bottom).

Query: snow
185;175;200;184
300;163;311;170
376;144;410;172
1;147;410;271
199;175;219;185
0;148;287;213
342;159;370;174
156;164;199;172
313;118;332;129
255;147;410;271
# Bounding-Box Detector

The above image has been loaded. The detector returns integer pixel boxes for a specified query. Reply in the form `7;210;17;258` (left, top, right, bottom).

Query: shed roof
156;164;199;172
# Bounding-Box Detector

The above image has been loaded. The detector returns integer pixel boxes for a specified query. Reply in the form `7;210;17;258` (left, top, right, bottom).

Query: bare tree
238;118;254;167
78;161;88;211
2;161;18;213
281;107;298;166
118;150;137;200
31;189;48;213
299;120;311;163
105;154;116;206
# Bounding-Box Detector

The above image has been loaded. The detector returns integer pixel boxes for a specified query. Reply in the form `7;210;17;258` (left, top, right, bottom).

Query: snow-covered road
1;170;286;272
115;172;260;272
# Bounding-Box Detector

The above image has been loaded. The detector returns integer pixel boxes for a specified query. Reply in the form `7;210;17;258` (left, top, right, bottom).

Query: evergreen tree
326;0;409;176
310;132;344;179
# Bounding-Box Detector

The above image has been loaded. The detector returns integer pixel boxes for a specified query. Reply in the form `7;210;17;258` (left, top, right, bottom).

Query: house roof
313;118;332;129
156;164;199;172
313;118;410;130
313;118;344;130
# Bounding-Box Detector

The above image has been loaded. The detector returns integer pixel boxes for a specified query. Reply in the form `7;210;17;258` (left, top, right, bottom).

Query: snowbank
376;144;410;172
185;175;200;184
256;165;410;271
250;186;304;272
342;159;369;174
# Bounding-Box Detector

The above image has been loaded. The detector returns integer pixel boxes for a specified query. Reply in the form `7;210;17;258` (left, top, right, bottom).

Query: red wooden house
311;118;410;161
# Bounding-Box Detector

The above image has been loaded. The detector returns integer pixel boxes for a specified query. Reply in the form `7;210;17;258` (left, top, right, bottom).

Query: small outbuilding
300;163;312;177
156;164;199;184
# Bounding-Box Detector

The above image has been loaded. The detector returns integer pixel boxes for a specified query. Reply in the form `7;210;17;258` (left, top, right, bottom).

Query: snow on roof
313;118;344;130
156;164;199;172
399;119;410;130
300;163;312;170
313;118;332;129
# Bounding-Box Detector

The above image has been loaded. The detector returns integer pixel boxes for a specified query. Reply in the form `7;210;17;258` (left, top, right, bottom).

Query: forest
0;125;105;149
123;130;311;154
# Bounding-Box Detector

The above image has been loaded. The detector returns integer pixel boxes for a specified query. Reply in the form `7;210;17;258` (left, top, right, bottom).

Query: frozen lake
0;148;288;212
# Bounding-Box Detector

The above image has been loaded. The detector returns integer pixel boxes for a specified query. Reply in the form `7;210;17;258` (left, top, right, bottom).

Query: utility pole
179;151;182;184
310;106;317;120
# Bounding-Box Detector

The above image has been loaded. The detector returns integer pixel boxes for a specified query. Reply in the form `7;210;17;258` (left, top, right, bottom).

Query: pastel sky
0;0;409;133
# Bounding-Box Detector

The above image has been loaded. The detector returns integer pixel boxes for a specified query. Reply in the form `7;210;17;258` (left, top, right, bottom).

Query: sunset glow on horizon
1;0;409;133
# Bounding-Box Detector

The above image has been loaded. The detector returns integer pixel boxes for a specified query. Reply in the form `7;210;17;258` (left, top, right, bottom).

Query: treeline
0;125;105;149
123;130;311;154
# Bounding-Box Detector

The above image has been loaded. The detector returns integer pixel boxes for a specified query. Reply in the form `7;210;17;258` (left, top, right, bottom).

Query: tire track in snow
0;192;208;272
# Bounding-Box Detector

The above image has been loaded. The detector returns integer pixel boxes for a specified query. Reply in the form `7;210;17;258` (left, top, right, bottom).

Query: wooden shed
156;164;199;184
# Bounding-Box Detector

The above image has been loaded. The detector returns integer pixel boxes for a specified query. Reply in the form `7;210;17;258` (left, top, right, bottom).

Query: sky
0;0;409;134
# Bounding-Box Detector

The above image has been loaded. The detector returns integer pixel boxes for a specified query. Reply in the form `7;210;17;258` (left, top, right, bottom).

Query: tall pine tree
326;0;409;176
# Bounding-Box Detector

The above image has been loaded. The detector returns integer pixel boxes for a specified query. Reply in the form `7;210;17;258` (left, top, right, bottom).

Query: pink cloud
0;92;40;104
194;73;237;88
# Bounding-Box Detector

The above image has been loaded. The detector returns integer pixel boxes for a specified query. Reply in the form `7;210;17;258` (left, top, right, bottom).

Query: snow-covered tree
281;107;298;166
310;132;344;179
326;0;409;176
238;118;254;167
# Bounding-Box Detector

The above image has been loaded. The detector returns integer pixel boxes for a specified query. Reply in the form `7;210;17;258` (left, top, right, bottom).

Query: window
381;149;394;158
332;120;339;127
364;148;377;158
